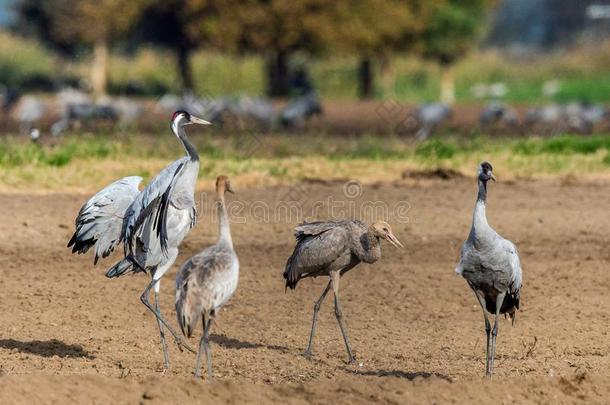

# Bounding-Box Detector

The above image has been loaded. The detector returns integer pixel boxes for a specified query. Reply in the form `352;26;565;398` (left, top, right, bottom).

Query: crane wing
125;157;196;260
68;176;142;264
284;223;348;289
294;220;345;241
504;240;522;306
479;237;522;308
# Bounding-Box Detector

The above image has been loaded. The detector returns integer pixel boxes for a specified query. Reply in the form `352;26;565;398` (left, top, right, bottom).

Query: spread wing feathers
124;157;195;259
105;196;163;278
68;176;142;264
153;163;184;255
284;224;348;289
123;195;163;271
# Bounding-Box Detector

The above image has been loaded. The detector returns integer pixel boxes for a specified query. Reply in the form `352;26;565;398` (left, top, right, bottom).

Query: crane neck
472;179;490;235
477;178;488;204
174;123;199;162
357;227;381;263
216;190;233;248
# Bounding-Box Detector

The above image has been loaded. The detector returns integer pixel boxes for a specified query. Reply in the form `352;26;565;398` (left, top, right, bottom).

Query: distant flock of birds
415;101;608;139
2;88;322;140
3;84;608;143
68;111;521;379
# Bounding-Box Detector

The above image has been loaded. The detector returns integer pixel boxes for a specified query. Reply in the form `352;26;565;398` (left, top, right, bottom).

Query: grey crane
479;102;519;128
455;162;522;378
284;220;403;363
175;175;239;379
280;91;322;128
415;102;451;140
13;95;46;134
67;110;210;369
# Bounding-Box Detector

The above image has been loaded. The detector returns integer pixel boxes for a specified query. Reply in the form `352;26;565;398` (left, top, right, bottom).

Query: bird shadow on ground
0;339;94;359
345;368;452;383
210;334;290;353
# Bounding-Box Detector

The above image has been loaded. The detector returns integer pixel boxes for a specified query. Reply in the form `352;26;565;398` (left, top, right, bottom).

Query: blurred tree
212;0;337;97
15;0;80;89
21;0;149;95
133;0;225;94
330;0;424;99
15;0;77;57
419;0;493;104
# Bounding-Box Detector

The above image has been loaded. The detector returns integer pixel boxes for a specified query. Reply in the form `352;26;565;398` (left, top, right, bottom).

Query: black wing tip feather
68;235;96;255
283;254;300;290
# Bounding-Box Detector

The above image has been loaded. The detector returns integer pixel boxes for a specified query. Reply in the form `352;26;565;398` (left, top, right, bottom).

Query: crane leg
304;281;332;359
330;272;356;364
472;290;492;377
141;278;196;354
153;280;170;371
489;292;506;378
195;316;214;380
204;318;214;380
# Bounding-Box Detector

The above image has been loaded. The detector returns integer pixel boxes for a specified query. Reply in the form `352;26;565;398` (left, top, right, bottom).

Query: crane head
478;161;496;182
372;221;403;248
171;110;211;133
216;175;234;194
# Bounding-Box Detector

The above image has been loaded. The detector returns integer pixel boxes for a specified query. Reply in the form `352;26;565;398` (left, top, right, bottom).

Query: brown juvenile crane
284;220;403;363
175;175;239;379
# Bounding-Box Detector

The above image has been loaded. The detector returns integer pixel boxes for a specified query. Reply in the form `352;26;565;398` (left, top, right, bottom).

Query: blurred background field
0;0;610;191
3;30;610;103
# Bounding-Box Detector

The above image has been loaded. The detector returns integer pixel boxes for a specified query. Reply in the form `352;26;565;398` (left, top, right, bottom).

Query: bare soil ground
0;177;609;403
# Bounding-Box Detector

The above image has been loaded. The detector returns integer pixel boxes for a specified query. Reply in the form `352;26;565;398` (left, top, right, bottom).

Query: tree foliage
47;0;149;45
419;0;491;66
14;0;494;98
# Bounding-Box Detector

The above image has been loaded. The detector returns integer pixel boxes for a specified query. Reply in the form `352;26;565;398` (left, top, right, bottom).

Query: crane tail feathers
283;253;300;290
175;282;201;339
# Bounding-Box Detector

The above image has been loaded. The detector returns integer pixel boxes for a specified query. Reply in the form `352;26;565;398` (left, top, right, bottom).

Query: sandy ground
0;177;609;403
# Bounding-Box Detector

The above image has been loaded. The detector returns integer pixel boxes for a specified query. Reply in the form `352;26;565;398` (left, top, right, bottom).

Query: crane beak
490;173;496;182
386;231;404;248
190;116;211;125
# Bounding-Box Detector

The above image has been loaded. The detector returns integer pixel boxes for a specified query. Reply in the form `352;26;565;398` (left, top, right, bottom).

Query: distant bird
67;110;210;369
479;102;519;128
284;220;403;363
29;128;41;142
234;96;275;129
415;103;451;140
13;95;45;134
455;162;522;378
113;97;143;128
280;91;322;128
175;175;239;379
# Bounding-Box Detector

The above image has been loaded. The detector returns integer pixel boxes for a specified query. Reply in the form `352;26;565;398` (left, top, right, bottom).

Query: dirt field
0;176;609;403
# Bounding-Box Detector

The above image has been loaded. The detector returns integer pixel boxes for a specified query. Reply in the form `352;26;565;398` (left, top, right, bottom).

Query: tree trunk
266;50;290;97
357;57;373;99
440;64;455;105
91;38;108;96
177;46;194;94
379;56;395;96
